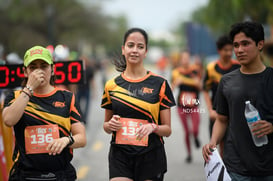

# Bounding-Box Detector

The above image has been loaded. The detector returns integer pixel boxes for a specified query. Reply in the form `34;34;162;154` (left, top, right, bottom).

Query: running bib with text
179;91;197;107
116;118;148;146
25;124;59;154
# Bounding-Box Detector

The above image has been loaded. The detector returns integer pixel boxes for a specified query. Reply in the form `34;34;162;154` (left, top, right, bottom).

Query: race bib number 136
25;124;59;154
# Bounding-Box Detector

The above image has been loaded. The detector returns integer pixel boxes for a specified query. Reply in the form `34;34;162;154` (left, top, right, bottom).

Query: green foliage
0;0;128;57
192;0;273;35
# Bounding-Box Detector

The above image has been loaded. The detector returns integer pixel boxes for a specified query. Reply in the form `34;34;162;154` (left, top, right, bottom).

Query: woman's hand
135;123;155;140
108;115;122;132
26;69;46;90
47;137;70;155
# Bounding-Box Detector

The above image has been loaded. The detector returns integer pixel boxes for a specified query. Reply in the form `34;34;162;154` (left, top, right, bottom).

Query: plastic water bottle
244;101;268;147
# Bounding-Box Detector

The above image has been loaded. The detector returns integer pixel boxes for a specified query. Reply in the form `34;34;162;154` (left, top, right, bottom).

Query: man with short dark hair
202;21;273;180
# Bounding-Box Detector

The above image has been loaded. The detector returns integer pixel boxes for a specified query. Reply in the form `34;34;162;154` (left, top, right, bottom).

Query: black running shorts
109;145;167;181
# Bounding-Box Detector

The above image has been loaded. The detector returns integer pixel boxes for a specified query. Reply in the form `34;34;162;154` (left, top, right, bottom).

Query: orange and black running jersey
101;71;175;155
172;65;201;107
3;87;82;171
203;60;240;102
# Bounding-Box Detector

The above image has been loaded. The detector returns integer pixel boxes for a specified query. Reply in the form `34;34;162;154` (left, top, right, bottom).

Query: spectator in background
202;35;240;156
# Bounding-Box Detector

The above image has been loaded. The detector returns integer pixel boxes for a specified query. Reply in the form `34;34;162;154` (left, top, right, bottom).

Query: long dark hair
112;27;148;72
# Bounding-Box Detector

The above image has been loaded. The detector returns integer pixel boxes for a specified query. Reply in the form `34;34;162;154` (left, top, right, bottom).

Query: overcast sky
100;0;209;34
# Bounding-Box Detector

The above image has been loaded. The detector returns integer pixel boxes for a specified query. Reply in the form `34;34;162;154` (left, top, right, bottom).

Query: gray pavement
72;66;209;181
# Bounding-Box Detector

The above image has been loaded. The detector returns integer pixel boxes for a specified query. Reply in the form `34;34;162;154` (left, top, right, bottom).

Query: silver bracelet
25;85;34;95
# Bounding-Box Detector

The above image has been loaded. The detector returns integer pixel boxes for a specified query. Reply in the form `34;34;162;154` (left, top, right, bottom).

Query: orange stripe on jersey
121;71;152;82
216;59;239;70
70;116;80;123
159;81;174;104
33;87;58;97
163;94;172;103
101;91;112;107
159;81;166;103
159;81;173;109
25;111;70;136
70;94;80;116
25;105;71;131
12;150;20;163
160;102;170;109
101;102;109;108
112;96;153;120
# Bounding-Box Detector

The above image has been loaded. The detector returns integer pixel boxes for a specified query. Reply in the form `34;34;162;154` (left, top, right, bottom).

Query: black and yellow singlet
171;64;201;107
203;60;240;103
101;71;175;155
4;87;82;171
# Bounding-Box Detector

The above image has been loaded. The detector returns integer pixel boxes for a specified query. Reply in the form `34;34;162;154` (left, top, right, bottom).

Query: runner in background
202;35;240;156
171;50;202;163
101;28;175;181
2;45;86;181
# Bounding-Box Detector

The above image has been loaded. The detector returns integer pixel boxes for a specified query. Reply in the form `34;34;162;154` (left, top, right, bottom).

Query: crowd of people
1;20;273;181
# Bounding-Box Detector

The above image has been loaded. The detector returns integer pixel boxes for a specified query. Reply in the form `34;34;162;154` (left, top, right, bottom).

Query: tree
192;0;272;35
0;0;129;58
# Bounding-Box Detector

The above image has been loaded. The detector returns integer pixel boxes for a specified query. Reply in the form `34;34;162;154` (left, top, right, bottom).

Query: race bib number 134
25;124;59;154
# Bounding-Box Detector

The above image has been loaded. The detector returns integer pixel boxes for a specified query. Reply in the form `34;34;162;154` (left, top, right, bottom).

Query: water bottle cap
245;100;250;104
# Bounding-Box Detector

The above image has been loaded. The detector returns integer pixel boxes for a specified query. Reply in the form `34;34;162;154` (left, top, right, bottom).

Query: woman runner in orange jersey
2;45;86;181
171;51;202;163
101;28;176;181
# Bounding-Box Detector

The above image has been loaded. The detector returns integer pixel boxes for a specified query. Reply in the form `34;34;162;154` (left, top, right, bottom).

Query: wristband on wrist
25;85;34;95
21;90;31;98
67;134;75;147
151;123;159;132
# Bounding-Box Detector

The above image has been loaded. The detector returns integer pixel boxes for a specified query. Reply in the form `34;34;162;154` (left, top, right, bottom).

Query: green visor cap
24;45;53;67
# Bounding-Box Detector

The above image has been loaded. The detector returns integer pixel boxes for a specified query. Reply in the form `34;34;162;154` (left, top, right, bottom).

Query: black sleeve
202;68;210;91
214;78;229;116
160;80;176;110
3;91;15;108
257;68;273;123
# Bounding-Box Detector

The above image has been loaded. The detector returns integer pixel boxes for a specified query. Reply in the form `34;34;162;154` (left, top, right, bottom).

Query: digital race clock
0;60;84;89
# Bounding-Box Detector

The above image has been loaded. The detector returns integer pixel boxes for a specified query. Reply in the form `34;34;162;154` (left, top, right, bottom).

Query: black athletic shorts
8;162;77;181
109;145;167;181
